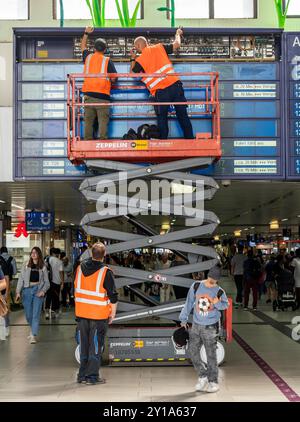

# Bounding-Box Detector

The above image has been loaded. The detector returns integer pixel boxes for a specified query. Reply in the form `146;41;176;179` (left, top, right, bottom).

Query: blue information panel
14;29;283;180
285;33;300;179
26;212;54;231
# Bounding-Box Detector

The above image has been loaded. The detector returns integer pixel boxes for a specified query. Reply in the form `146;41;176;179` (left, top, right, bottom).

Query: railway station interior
1;0;300;407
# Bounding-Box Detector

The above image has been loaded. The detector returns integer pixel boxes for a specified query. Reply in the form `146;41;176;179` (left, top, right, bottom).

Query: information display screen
285;33;300;179
14;28;283;180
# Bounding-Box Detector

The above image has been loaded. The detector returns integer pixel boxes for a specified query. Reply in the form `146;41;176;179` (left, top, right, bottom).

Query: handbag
0;294;8;317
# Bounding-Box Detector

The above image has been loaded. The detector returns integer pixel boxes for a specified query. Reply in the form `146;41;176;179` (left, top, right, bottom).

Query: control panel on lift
73;34;277;60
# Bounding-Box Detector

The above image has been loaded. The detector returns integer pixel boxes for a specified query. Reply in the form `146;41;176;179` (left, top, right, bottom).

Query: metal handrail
67;71;220;159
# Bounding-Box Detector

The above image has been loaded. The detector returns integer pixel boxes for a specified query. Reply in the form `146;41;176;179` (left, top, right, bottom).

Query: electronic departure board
14;28;283;180
285;32;300;179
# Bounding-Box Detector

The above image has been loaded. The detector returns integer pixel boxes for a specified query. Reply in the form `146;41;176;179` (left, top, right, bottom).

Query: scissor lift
68;71;231;365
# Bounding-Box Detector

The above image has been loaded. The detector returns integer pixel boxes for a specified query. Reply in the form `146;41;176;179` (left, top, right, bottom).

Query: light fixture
160;229;166;235
281;218;288;222
70;223;75;226
0;200;6;204
270;220;279;230
214;235;220;241
244;228;249;231
297;215;300;218
161;223;170;230
11;203;24;210
251;227;255;229
60;220;66;223
234;230;241;237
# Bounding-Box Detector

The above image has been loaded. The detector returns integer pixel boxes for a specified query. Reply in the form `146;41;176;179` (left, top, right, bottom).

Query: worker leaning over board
130;27;194;140
81;26;118;140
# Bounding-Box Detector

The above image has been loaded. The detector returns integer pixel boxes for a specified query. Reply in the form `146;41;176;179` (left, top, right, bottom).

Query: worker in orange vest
74;242;118;385
81;27;118;140
130;28;194;140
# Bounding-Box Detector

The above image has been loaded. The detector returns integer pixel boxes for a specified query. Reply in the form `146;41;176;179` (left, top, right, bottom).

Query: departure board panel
14;28;283;180
285;33;300;179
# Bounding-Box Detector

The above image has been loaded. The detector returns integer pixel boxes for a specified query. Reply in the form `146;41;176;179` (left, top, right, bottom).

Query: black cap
172;326;189;347
208;265;221;281
94;38;107;52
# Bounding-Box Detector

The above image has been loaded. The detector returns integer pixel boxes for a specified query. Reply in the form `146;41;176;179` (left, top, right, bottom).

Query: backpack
45;256;53;282
194;282;200;294
0;256;9;278
248;259;262;279
6;257;13;281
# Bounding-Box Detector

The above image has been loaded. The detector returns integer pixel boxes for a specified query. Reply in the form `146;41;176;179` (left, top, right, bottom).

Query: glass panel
214;0;254;18
174;0;209;18
287;0;300;16
55;0;141;20
0;0;28;19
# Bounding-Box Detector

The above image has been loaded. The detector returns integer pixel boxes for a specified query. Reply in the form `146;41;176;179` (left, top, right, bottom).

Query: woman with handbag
15;247;50;344
0;267;8;340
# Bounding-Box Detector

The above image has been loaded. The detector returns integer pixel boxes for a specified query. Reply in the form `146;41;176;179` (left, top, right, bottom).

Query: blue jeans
155;81;194;139
22;285;44;336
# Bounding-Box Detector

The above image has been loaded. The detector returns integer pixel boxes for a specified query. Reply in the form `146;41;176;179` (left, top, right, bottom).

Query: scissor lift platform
67;72;221;163
69;135;221;163
70;70;225;365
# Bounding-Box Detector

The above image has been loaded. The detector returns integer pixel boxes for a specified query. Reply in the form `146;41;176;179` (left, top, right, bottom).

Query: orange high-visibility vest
82;52;111;96
135;43;179;95
74;265;111;320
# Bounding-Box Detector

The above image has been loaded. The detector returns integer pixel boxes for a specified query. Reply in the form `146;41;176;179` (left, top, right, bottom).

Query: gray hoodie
16;262;50;294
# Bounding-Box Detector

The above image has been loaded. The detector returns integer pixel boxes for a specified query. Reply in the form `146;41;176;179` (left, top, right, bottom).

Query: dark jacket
80;258;118;304
243;258;262;283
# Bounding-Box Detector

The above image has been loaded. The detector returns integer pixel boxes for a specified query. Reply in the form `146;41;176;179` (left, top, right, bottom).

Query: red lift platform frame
67;71;221;163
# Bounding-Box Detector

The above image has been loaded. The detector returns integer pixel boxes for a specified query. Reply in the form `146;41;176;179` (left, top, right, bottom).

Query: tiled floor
0;277;299;402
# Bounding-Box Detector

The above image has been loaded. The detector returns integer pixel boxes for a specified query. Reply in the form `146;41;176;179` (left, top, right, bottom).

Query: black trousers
155;81;194;139
45;281;60;312
234;275;244;304
61;283;72;306
77;317;108;381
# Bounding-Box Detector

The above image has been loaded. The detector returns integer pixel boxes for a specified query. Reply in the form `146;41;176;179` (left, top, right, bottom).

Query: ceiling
1;179;300;238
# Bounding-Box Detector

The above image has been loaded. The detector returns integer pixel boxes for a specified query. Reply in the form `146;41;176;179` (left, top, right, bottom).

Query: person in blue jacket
179;265;229;393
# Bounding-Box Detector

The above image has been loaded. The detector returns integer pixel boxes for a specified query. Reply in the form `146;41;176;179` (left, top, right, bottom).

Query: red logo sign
15;223;29;238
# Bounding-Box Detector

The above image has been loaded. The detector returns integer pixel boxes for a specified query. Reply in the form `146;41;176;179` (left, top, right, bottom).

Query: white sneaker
30;335;37;344
5;327;10;337
195;377;208;392
206;382;219;393
27;330;33;339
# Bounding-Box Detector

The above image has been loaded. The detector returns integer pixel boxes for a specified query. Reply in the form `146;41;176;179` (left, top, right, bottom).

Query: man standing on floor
130;28;194;140
179;266;229;393
231;245;246;309
74;242;118;385
243;250;262;311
